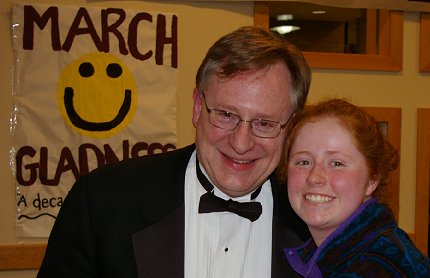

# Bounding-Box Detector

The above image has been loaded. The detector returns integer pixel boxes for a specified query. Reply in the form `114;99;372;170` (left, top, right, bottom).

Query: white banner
11;3;178;237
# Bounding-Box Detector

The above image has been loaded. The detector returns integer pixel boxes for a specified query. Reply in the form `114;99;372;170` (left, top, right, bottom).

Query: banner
11;3;178;237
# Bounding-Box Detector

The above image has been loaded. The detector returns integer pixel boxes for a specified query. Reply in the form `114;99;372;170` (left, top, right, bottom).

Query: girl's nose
306;164;326;186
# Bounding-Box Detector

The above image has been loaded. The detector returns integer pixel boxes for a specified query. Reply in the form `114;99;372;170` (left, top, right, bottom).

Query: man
37;26;312;278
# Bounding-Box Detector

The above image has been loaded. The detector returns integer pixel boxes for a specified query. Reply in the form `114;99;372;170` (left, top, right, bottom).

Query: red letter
39;147;56;185
156;14;178;68
79;143;106;174
63;7;102;52
54;147;80;183
23;5;61;50
16;146;38;186
101;8;128;55
128;12;153;61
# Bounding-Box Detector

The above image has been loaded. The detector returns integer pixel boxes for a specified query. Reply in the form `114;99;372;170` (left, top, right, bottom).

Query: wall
1;1;430;277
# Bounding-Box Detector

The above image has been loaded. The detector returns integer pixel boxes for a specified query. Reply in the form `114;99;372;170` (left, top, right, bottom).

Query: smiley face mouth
64;87;132;131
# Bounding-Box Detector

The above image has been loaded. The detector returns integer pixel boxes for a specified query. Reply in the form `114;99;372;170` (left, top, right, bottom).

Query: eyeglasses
201;92;294;138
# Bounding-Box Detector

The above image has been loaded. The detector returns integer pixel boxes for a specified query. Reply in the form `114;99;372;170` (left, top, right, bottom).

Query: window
420;13;430;72
254;1;403;71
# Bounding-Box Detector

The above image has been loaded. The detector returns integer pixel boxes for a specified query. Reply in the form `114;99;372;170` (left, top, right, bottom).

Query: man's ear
192;88;202;128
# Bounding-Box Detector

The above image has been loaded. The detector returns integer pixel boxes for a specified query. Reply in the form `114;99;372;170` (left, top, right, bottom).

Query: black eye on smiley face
78;62;95;77
106;63;122;78
78;62;123;79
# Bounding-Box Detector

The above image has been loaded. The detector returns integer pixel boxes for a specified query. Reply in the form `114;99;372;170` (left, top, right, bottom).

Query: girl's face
287;117;378;245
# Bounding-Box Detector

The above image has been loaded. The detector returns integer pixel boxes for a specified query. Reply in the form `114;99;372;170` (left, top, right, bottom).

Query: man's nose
228;121;256;155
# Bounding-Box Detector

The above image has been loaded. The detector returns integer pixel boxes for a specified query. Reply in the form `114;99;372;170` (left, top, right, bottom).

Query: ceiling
269;1;364;22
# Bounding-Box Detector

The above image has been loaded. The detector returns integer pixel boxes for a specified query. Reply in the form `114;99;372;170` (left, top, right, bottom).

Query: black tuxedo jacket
37;144;309;278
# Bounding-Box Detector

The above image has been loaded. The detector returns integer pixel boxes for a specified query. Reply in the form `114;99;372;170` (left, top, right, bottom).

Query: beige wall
1;1;429;277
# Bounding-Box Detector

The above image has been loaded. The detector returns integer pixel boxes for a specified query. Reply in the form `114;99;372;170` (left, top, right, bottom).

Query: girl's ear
366;177;379;197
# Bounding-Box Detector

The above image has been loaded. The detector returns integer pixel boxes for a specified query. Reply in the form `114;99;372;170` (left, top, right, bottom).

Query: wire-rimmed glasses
201;92;294;138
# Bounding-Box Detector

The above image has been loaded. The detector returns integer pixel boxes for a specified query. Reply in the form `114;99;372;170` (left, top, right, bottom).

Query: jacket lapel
131;145;195;278
270;175;310;278
132;205;185;278
271;215;306;277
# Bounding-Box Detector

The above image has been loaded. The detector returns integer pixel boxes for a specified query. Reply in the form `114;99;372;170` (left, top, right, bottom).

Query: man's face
192;62;294;197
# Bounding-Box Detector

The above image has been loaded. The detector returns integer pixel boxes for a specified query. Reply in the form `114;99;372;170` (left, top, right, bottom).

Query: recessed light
271;25;301;35
276;14;293;21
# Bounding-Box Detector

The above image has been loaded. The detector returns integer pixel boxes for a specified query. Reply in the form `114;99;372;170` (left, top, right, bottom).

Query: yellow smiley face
57;52;137;139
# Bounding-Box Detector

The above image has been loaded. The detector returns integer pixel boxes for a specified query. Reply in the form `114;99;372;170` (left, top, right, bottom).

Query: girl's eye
330;161;345;167
296;160;311;166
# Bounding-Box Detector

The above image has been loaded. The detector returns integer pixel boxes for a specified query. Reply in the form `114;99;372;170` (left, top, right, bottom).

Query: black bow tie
196;159;262;222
